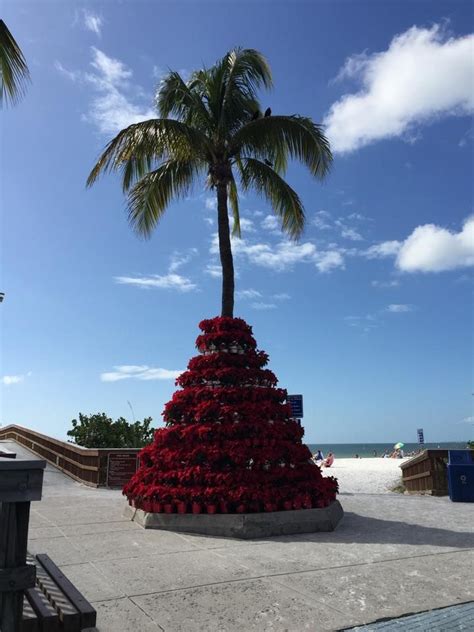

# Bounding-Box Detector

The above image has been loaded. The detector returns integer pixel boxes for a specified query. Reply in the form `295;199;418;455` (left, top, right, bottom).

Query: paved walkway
347;601;474;630
4;440;474;631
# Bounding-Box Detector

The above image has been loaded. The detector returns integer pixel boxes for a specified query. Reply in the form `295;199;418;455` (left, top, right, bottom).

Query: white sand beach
321;457;408;494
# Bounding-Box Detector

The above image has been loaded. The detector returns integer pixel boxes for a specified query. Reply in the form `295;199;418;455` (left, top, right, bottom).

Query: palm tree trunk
217;183;234;317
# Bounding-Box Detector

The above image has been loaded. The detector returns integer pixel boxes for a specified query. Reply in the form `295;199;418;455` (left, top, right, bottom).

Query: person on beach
313;449;324;463
323;452;334;467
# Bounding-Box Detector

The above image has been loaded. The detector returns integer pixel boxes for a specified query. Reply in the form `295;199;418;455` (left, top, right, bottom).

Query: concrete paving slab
97;549;252;596
274;550;474;628
132;577;346;632
59;520;142;537
33;502;127;526
176;531;275;550
57;562;125;602
29;509;55;528
28;525;64;540
55;528;200;564
87;597;162;631
340;494;474;535
212;534;467;577
27;535;88;565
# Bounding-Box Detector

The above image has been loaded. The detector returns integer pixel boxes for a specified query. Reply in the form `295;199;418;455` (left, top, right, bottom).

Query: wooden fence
0;425;141;488
400;450;449;495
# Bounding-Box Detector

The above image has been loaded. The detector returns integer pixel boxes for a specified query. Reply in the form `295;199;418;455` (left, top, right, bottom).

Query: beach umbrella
394;442;404;449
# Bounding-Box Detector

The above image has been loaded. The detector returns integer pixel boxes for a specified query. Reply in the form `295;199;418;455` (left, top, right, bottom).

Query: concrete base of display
124;500;344;539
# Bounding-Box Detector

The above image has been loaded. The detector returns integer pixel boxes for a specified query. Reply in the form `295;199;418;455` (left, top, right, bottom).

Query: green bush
67;412;154;448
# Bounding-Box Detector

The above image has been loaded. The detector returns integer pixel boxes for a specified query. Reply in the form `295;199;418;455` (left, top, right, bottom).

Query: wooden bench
21;554;96;631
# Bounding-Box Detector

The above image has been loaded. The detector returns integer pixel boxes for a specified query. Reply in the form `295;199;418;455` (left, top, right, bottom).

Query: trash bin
447;450;474;502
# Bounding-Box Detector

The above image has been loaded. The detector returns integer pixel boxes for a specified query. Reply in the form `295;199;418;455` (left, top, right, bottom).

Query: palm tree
0;20;30;107
87;48;332;317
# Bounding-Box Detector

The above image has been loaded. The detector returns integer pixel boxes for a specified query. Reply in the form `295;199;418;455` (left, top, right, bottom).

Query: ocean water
306;442;469;459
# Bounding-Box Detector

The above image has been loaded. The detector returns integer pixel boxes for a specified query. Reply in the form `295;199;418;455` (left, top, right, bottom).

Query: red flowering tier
123;317;338;514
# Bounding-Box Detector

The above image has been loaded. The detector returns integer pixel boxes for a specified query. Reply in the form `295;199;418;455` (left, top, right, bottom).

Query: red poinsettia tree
123;317;337;514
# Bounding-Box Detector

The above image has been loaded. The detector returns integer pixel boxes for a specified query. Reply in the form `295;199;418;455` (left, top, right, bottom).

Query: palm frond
237;157;305;240
87;118;209;191
228;178;241;237
232;115;332;179
218;48;272;134
127;160;200;237
0;20;30;107
156;71;211;131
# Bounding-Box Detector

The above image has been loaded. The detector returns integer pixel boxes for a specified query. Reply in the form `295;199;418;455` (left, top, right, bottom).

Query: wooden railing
0;425;141;488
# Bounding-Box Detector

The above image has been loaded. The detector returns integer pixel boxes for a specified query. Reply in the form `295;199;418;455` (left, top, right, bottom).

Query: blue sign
288;394;303;418
417;428;424;444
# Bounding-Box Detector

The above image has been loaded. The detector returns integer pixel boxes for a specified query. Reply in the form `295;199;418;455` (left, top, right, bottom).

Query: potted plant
192;501;202;514
142;497;153;513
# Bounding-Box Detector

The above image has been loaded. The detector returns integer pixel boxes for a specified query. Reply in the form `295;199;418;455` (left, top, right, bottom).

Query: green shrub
67;412;154;448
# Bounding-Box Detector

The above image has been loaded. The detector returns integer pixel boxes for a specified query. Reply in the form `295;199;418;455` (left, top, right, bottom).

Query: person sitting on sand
323;452;334;468
313;449;324;463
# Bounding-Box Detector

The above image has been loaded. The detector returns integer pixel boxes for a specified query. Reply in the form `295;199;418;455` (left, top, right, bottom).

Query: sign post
288;394;303;419
106;453;138;488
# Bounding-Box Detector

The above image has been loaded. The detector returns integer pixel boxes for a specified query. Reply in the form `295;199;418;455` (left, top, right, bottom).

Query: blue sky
1;0;473;444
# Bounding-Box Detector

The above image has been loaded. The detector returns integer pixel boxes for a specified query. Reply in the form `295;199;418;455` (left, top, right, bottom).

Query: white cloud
344;313;378;333
396;216;474;272
347;212;371;221
459;416;474;424
115;273;197;292
261;215;280;232
237;217;255;233
210;233;345;274
242;241;317;271
324;25;474;153
2;374;26;385
101;365;182;382
371;279;400;288
56;47;155;135
364;240;402;259
386;304;414;313
168;249;198;273
203;217;214;226
204;263;222;278
251;302;277;310
314;250;345;273
313;212;366;241
83;10;103;36
339;225;364;241
205;197;217;211
273;293;291;300
54;61;81;82
313;210;332;230
237;289;262;299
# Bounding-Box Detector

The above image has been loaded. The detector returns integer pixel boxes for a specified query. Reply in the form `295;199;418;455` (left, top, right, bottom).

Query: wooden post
0;458;45;632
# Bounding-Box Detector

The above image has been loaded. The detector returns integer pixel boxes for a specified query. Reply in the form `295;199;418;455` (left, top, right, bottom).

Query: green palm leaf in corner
0;19;30;107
